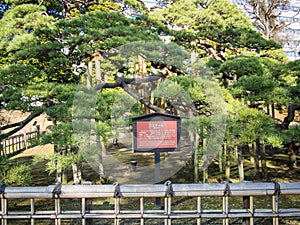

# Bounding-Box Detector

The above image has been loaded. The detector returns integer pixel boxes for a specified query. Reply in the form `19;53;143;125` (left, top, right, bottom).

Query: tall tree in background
150;0;280;61
233;0;296;42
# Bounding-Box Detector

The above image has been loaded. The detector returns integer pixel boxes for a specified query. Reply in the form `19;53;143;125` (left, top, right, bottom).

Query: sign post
132;112;181;208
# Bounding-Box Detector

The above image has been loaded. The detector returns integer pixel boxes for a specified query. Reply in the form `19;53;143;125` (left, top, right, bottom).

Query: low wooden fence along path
0;129;39;157
1;181;300;225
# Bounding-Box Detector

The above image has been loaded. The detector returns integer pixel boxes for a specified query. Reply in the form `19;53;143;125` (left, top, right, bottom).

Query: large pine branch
0;110;43;140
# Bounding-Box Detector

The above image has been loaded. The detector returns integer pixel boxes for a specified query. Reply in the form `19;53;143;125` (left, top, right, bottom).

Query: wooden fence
0;129;39;157
0;181;300;225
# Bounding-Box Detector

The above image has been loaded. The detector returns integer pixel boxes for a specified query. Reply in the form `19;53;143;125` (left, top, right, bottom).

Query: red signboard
132;112;181;152
136;121;177;149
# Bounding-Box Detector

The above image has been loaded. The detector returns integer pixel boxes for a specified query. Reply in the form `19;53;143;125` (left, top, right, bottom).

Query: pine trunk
252;142;260;178
261;141;267;180
288;143;297;169
254;140;261;179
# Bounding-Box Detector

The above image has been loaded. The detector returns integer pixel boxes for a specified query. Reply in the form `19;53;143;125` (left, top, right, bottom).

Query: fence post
223;183;230;225
0;184;7;225
0;141;4;156
197;196;202;225
114;183;121;225
272;181;280;225
30;199;34;225
140;197;144;225
82;182;93;225
52;181;62;225
164;181;173;225
23;132;28;150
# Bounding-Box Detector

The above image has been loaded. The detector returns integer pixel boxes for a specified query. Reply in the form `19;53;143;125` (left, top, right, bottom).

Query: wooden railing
0;129;39;157
1;181;300;225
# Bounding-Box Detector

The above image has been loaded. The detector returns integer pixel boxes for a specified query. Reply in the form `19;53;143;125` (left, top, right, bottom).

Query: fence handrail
1;181;300;199
1;182;300;225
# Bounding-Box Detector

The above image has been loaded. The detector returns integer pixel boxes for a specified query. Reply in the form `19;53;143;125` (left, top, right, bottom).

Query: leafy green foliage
225;98;281;147
282;125;300;144
3;164;32;186
41;123;77;148
0;4;55;53
0;157;32;186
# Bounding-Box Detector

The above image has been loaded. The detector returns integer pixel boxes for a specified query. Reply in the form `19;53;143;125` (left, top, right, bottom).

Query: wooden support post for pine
95;59;101;84
219;148;223;173
224;144;230;182
192;132;200;183
194;147;199;183
137;55;150;114
87;54;106;182
87;61;93;88
235;145;244;182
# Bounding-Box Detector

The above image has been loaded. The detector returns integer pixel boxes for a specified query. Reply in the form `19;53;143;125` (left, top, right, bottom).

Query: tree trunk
253;140;261;179
281;104;300;129
261;141;267;180
271;103;275;119
288;143;297;169
235;145;244;182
